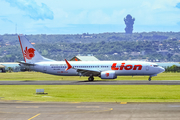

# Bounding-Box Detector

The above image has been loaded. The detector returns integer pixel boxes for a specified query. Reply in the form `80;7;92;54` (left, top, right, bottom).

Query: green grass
0;85;180;102
0;72;180;81
0;72;180;102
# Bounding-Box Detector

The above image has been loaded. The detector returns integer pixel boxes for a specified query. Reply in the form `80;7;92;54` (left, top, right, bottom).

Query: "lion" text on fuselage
111;63;142;70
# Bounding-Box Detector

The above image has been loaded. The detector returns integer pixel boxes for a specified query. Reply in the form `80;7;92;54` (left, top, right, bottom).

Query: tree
0;36;4;46
167;53;173;61
8;67;13;73
124;14;135;34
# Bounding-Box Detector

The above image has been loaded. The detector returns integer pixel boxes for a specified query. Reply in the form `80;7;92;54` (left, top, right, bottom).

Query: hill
0;32;180;62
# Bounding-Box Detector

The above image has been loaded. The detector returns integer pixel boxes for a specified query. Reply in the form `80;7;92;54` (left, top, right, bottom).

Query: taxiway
0;80;180;85
0;101;180;120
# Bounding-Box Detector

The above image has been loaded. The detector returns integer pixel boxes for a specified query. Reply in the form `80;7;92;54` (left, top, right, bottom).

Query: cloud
1;18;13;23
5;0;54;20
176;2;180;8
1;0;180;34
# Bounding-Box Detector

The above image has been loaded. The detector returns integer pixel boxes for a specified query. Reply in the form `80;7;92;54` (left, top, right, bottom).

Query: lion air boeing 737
18;35;165;81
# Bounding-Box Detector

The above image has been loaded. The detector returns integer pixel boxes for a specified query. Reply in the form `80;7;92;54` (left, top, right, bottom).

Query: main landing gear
88;75;94;81
148;76;152;81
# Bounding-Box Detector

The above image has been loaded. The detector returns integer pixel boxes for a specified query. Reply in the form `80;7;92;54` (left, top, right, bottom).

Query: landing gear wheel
88;76;94;81
148;77;152;81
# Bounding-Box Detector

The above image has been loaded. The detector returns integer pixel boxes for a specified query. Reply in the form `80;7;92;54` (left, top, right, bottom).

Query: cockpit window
153;65;158;67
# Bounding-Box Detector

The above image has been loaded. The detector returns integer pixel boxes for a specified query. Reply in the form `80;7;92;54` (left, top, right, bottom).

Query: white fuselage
23;61;165;77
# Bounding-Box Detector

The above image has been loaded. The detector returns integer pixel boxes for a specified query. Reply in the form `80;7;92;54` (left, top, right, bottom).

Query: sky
1;0;180;34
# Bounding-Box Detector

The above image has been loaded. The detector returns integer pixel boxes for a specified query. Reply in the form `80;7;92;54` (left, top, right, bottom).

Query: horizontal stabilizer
17;61;35;66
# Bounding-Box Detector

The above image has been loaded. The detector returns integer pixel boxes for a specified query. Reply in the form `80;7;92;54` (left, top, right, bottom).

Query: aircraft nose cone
162;68;165;72
159;67;165;73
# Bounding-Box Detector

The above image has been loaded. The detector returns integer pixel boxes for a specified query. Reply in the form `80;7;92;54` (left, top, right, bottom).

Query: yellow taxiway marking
120;102;127;104
70;102;80;103
28;113;41;120
76;106;100;108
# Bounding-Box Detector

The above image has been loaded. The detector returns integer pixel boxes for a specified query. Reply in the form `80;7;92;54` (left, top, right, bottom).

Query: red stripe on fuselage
18;36;26;63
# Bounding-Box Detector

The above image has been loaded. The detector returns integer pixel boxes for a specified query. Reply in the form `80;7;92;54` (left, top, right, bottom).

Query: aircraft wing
76;68;100;76
65;59;100;76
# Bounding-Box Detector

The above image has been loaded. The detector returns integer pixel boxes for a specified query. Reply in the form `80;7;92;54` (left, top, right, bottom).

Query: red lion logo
105;73;109;77
24;47;35;60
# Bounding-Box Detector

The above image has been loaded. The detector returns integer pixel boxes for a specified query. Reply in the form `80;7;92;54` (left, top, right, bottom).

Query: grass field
0;85;180;102
0;72;180;102
0;72;180;81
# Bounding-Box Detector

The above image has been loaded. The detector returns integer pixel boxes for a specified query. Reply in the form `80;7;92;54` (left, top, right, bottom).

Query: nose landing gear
148;76;152;81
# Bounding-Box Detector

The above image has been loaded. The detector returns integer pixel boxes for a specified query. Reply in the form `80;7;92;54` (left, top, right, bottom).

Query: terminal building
0;64;6;73
0;62;22;72
70;55;100;61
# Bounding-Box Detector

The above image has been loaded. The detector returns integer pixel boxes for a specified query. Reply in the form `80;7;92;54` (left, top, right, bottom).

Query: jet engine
100;71;117;79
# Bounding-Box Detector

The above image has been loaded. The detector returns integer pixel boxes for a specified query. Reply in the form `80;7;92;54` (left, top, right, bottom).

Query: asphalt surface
0;101;180;120
1;81;180;119
1;80;180;85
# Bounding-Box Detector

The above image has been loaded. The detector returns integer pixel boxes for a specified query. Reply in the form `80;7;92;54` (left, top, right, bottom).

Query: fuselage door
146;66;149;71
43;66;47;72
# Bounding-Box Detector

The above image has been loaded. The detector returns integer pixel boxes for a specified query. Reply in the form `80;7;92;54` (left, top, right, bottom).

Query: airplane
18;35;165;81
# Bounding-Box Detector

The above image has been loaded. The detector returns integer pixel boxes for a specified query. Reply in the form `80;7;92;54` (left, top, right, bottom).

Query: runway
0;101;180;120
0;80;180;85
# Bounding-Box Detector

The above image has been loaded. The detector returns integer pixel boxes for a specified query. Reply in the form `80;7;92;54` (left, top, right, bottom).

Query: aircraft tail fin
18;35;54;63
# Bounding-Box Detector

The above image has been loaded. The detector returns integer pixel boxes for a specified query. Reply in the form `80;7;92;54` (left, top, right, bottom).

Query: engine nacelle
101;71;117;79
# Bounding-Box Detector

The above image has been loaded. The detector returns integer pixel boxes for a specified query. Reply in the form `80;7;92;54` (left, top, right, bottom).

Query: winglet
65;59;72;71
